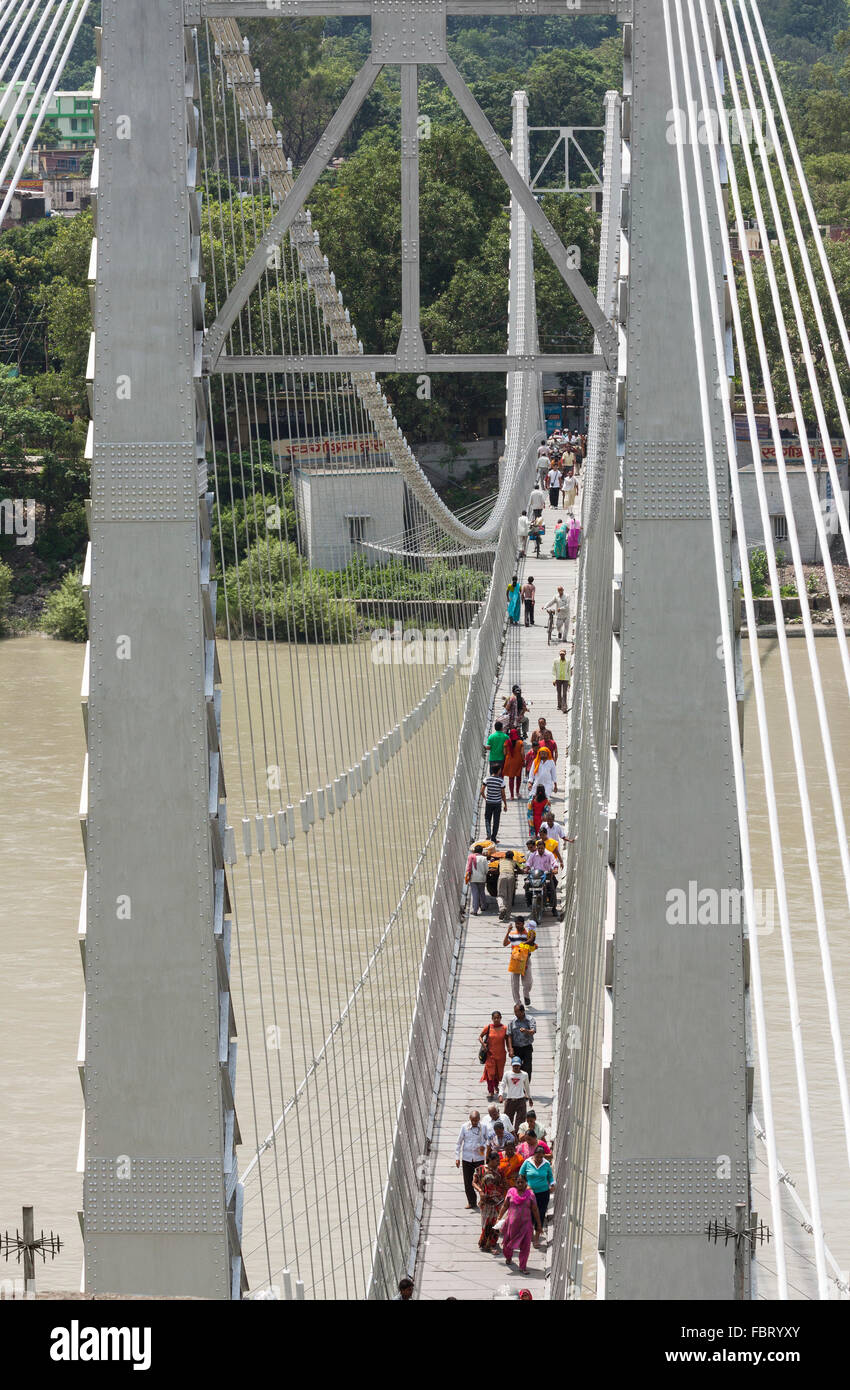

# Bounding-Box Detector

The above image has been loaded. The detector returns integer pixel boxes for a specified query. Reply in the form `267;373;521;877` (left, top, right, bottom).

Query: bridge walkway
416;492;579;1300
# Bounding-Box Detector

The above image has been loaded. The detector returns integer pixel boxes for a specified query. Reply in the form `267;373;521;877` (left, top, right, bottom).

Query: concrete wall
293;467;406;569
736;460;849;563
416;438;503;486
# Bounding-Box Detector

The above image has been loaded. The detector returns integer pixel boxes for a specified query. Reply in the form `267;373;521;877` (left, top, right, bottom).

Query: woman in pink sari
567;517;582;559
495;1172;541;1272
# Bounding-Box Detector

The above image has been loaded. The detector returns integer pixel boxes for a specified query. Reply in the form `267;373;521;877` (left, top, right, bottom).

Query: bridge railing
550;89;621;1300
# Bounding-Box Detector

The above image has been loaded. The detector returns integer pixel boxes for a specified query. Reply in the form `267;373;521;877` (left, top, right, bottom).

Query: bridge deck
416;494;578;1301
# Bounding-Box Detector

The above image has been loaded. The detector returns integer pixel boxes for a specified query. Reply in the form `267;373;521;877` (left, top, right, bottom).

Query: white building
292;466;406;570
735;436;849;563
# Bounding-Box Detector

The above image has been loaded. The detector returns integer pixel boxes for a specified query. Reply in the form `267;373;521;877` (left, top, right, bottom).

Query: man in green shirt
486;721;509;773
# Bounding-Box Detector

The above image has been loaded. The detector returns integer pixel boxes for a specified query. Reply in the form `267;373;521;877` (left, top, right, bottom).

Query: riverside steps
416;493;579;1300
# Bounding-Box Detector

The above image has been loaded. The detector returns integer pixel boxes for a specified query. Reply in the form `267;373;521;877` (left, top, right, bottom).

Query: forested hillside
2;3;850;634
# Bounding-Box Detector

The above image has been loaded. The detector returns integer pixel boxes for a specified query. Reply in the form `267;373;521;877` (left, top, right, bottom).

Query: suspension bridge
3;0;850;1301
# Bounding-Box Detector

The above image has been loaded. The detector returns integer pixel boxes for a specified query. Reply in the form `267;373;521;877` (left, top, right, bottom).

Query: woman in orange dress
502;728;525;800
479;1009;508;1099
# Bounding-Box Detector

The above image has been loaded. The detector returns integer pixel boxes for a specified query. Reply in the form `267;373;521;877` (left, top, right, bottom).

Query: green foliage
0;559;11;634
749;547;769;597
222;548;358;643
40;569;87;642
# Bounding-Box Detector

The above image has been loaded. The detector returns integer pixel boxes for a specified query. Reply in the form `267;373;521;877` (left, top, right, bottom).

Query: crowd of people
449;429;583;1282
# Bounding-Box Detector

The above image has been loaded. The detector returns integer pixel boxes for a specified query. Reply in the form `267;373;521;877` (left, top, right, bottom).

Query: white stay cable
735;0;850;564
714;1;850;1174
663;0;788;1295
751;1113;848;1298
690;0;829;1298
745;0;850;381
0;0;39;70
0;0;50;86
0;0;89;225
723;0;850;629
0;0;73;159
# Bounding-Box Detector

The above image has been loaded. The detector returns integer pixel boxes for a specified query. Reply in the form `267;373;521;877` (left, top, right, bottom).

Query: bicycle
546;608;555;645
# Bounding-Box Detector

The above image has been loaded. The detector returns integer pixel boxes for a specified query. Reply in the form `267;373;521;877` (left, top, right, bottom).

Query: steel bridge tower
82;0;241;1297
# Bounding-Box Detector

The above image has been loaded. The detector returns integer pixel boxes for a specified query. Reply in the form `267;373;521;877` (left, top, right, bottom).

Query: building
0;85;96;148
292;466;406;570
0;174;91;228
735;430;849;563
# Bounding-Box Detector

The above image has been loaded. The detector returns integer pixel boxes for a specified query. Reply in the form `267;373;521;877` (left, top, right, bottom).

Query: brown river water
0;633;848;1294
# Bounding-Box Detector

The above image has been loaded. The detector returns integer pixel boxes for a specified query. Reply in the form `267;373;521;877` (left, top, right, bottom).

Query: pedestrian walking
480;770;507;842
506;576;521;625
499;1055;533;1133
567;516;582;559
503;684;529;737
545;586;570;642
498;1137;523;1190
529;746;557;800
473;1153;508;1252
527;785;552;839
486;720;508;774
483;1103;514;1145
521;576;536;626
455;1110;487;1208
496;1174;541;1272
503;919;537;1007
517;1111;550;1152
529;484;545;520
546;464;563;510
465;843;489;916
519;1148;554;1229
479;1009;507;1099
562;473;577;510
552;519;567;557
536;719;558;761
517;509;530;557
507;1002;536;1080
485;1120;512;1159
502;729;524;800
496;850;519;920
553;648;570;713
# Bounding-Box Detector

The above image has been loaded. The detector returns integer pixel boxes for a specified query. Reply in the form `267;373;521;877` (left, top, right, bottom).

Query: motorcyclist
525;837;558;914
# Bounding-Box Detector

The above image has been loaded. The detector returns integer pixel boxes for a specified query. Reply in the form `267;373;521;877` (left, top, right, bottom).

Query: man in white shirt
499;1056;533;1132
545;465;563;510
542;812;570;851
546;586;570;642
483;1102;514;1145
529;485;545;520
455;1109;487;1208
517;509;530;556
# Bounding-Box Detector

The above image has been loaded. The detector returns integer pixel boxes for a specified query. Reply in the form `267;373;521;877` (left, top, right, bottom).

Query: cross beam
203;2;619;371
214;353;606;373
193;2;632;17
530;126;604;193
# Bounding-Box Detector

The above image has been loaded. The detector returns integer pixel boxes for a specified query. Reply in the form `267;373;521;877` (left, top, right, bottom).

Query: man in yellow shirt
552;648;571;712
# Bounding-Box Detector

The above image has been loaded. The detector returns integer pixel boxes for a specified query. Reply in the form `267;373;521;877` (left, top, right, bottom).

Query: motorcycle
524;868;557;919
